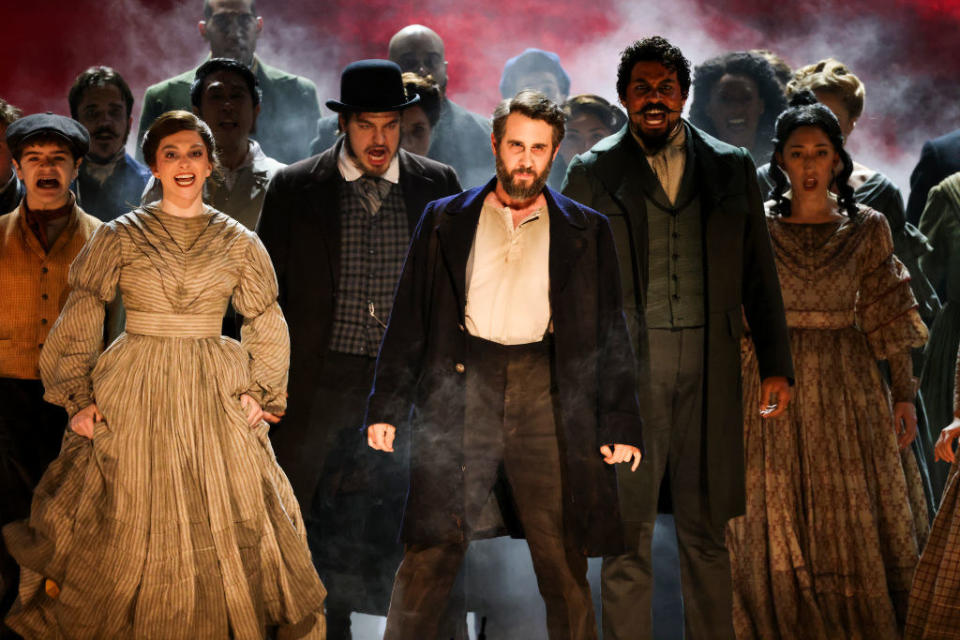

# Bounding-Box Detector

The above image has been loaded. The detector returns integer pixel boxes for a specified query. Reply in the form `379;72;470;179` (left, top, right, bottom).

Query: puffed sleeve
39;224;121;417
855;209;929;363
231;232;290;414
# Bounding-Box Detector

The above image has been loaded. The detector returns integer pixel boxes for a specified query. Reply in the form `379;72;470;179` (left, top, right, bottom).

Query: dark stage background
3;0;960;191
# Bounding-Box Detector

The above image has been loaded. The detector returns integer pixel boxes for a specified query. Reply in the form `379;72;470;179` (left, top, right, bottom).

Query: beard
495;153;553;201
629;102;680;153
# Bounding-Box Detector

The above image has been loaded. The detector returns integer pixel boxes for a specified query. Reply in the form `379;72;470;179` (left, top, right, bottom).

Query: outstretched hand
893;401;918;450
759;376;792;419
70;403;103;439
368;423;397;453
600;444;642;471
935;417;960;463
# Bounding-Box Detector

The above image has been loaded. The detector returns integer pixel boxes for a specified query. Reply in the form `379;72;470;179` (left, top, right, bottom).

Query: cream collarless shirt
631;121;687;204
464;192;552;345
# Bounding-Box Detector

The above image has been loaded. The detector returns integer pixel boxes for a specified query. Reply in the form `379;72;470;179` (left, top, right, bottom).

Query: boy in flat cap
0;113;102;628
257;59;461;639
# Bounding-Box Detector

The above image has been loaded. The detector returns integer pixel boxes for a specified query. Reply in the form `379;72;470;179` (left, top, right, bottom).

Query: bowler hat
5;112;90;159
326;59;420;113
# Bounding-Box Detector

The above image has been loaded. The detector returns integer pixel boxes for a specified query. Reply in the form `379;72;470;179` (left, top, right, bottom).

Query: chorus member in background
562;36;794;640
499;48;571;106
0;113;99;634
3;111;325;639
311;24;493;188
0;99;24;214
137;0;320;164
68;66;151;222
918;172;960;510
907;128;960;227
750;49;793;90
499;48;572;189
559;94;625;162
367;90;643;640
908;336;960;639
727;91;929;640
688;50;786;164
399;72;443;158
257;60;460;640
143;58;283;231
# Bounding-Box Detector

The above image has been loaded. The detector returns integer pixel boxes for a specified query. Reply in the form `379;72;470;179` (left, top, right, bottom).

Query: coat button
454;363;465;374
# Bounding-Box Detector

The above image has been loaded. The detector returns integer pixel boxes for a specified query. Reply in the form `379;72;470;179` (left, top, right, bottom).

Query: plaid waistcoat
329;179;410;357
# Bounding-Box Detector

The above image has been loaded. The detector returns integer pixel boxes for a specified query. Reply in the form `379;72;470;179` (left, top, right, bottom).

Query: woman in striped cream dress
2;111;326;639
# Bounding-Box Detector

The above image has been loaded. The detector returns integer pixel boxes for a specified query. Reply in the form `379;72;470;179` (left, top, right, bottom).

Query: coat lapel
398;150;437;232
594;129;652;297
690;125;742;312
545;188;588;295
309;141;344;287
436;179;495;315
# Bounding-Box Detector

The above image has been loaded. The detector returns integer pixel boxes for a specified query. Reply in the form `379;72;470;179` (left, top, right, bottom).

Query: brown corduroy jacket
0;200;101;380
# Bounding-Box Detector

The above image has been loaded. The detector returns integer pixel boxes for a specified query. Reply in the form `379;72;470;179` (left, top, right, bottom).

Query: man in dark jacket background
68;66;151;222
562;36;794;640
136;0;320;164
256;59;460;639
366;90;643;640
907;128;960;227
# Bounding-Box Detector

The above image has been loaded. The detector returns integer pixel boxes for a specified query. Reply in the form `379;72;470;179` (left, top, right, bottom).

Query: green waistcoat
644;141;705;328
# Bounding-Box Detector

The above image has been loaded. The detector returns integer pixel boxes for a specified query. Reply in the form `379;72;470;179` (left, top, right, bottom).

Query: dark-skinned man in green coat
561;36;794;640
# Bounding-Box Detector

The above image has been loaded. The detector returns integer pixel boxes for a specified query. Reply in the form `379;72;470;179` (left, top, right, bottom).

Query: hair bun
788;89;819;108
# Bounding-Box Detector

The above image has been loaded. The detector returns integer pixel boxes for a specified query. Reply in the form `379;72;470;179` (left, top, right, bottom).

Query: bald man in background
310;25;493;187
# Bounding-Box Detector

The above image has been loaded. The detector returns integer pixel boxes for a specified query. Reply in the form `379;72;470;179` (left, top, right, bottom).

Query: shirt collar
337;141;400;184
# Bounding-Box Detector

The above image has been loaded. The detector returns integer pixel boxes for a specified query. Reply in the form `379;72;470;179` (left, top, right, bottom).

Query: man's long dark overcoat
365;180;644;557
256;140;461;503
562;123;794;529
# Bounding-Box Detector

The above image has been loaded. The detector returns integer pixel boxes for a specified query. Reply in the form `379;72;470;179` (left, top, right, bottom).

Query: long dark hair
689;51;786;161
769;90;858;218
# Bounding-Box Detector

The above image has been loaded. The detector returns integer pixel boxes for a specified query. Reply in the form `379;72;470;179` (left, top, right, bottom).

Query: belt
784;309;855;330
125;311;222;338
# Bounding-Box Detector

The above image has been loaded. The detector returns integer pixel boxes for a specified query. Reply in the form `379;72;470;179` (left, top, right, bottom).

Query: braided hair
769;90;858;219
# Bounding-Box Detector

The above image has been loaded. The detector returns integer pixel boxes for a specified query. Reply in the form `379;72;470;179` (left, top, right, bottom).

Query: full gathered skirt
729;327;927;640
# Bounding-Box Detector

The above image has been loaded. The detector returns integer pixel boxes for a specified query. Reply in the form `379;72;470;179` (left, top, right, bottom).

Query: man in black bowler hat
256;59;461;639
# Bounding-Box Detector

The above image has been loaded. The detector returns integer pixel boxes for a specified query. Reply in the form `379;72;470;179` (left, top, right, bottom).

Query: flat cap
5;112;89;158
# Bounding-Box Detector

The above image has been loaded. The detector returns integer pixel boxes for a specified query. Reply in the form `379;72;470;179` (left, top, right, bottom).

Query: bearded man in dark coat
366;90;644;640
562;36;794;640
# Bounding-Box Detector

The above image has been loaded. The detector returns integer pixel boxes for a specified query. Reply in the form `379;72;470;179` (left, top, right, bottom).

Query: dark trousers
384;336;596;640
305;353;466;640
305;352;390;639
0;377;66;638
601;328;734;640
